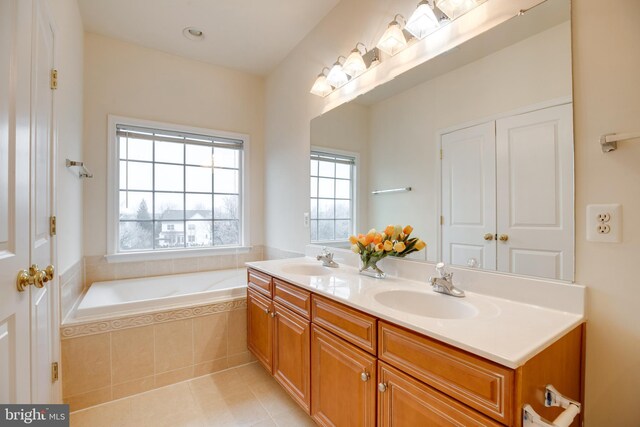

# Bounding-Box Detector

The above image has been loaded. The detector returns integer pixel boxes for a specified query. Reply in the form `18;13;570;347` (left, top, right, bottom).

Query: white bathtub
75;268;247;319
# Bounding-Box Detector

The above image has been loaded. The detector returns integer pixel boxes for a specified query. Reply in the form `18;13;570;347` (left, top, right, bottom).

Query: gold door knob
499;234;509;242
483;233;494;241
44;265;55;283
16;270;31;292
15;264;55;292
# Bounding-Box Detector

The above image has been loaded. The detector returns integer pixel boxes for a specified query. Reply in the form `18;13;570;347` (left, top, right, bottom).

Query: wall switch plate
587;204;622;243
303;212;310;228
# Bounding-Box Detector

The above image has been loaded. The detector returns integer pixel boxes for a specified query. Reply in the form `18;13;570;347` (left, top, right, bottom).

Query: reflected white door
441;122;496;270
496;104;574;280
0;0;33;404
30;0;57;403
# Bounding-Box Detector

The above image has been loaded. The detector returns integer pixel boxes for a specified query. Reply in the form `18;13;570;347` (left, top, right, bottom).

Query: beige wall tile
154;319;193;373
193;358;228;378
64;386;112;412
111;376;155;400
144;260;173;277
172;257;198;274
228;351;254;368
115;261;146;280
85;263;115;285
154;366;194;388
193;313;228;363
111;325;154;384
62;333;111;397
227;308;247;355
197;256;219;272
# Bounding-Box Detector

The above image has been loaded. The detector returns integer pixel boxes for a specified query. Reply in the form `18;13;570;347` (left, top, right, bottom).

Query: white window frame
310;146;359;244
106;115;251;263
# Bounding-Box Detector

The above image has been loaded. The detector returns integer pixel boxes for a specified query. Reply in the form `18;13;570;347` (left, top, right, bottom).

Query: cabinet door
311;325;376;427
247;288;273;373
273;302;311;412
378;362;502;427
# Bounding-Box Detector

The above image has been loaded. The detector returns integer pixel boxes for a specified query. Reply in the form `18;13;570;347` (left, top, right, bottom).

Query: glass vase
359;257;386;279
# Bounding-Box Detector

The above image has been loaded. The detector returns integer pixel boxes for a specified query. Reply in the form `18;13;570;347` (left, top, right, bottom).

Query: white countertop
246;257;585;369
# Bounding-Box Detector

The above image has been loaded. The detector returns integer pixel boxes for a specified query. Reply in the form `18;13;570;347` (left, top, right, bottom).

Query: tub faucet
429;262;465;297
317;248;339;268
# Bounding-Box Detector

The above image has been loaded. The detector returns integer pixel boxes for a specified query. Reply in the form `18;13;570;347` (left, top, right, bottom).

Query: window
110;117;248;257
310;150;356;242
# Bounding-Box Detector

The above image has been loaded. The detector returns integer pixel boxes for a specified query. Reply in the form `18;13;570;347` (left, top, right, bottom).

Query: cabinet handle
378;382;387;392
360;371;370;382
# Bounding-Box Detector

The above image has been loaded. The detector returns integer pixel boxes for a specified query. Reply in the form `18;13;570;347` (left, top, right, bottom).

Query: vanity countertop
246;257;584;369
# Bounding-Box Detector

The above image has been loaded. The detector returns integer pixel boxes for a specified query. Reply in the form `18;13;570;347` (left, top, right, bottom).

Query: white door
0;0;33;404
30;0;57;403
496;104;574;280
441;122;496;270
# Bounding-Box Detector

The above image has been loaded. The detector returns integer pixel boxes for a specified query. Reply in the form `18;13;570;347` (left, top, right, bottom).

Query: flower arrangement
349;225;426;278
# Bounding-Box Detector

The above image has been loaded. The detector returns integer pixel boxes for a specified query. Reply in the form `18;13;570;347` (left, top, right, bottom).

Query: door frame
436;96;573;272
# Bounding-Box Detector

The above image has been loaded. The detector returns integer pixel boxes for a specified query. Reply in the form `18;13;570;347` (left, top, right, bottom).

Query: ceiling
77;0;341;75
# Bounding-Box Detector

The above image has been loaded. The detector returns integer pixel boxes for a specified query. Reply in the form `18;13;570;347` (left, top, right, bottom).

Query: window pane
318;178;334;198
127;138;153;161
186;166;213;193
336;163;351;179
318;161;335;177
310;160;318;176
213;221;239;245
186;144;212;166
186;193;212;219
336;179;350;199
156;221;185;248
310;199;318;219
155;164;184;191
318;220;334;241
119;160;126;189
318;199;334;219
155;192;184;220
214;147;239;168
214;195;239;219
186;220;212;247
119;191;152;220
310;220;318;241
155;141;184;164
335;220;350;240
122;161;152;191
336;200;350;219
310;177;318;198
119;221;153;251
214;168;239;194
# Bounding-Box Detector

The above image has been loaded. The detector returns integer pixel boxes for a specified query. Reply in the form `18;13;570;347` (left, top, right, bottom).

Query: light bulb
310;71;333;97
377;18;407;56
436;0;480;20
343;47;367;77
406;1;440;39
326;58;349;87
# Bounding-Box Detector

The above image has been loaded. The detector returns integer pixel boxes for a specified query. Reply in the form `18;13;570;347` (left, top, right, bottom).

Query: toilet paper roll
552;404;580;427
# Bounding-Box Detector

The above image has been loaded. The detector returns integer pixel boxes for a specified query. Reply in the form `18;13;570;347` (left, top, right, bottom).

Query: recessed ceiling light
183;27;204;41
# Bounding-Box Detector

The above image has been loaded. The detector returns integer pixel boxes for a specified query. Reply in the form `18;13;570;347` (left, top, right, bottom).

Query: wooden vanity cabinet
247;288;273;372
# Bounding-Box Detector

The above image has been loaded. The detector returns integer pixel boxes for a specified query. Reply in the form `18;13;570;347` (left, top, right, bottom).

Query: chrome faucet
429;262;465;297
316;248;339;268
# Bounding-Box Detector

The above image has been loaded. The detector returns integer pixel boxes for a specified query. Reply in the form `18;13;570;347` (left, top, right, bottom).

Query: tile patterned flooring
70;362;316;427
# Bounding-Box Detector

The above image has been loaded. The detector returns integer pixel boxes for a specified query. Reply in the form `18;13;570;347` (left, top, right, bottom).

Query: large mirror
310;0;574;281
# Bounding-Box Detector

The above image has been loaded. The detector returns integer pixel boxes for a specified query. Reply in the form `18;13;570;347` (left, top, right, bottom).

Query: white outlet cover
303;212;310;228
587;204;622;243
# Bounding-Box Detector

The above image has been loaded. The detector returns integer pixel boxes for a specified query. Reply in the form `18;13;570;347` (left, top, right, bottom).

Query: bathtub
75;267;247;319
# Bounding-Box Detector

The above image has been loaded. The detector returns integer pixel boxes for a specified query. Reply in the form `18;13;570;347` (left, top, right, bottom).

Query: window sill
104;246;252;264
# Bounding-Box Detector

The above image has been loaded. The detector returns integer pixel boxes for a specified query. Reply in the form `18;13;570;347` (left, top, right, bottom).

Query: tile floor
70;362;316;427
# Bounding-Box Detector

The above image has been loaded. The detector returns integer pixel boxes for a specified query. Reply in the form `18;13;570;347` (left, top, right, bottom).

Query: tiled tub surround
61;297;252;411
60;259;85;320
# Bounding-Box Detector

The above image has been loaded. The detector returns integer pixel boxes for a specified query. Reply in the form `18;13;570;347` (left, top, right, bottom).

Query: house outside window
108;116;250;259
310;150;356;242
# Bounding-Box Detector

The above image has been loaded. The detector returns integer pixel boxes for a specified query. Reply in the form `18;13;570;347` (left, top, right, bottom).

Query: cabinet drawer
378;361;502;427
378;322;514;425
311;295;377;354
274;279;311;319
247;269;272;298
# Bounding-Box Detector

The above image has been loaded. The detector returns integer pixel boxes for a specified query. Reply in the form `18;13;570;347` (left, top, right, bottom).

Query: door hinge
440;149;443;160
51;362;59;382
440;215;444;225
50;69;58;90
49;216;56;236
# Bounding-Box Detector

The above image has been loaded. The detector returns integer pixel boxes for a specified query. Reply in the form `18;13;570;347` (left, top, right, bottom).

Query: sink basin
280;263;335;276
374;290;478;319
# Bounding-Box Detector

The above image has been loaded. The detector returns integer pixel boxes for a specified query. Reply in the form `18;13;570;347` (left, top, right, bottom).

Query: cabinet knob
270;311;276;318
483;233;494;241
378;382;387;392
360;371;370;382
499;234;509;242
264;308;270;315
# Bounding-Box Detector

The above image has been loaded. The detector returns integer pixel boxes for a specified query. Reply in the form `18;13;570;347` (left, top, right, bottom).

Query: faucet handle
435;262;452;280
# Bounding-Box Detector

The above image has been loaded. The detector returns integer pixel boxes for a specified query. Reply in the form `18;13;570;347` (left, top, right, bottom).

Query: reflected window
310;150;356;242
116;121;244;252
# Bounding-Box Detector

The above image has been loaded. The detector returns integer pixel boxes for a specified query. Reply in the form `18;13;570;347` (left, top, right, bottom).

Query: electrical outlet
303;212;310;228
587;204;622;243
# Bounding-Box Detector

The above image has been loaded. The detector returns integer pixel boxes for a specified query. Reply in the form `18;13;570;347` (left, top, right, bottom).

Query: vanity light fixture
343;43;368;77
326;56;350;88
435;0;485;20
377;14;409;56
310;67;333;97
406;1;441;39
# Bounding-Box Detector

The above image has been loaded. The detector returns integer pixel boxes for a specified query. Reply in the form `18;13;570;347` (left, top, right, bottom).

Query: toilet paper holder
523;385;581;427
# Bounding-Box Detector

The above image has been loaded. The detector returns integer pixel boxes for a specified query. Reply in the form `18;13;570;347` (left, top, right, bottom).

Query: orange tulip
403;225;413;235
383;240;393;251
393;242;406;253
373;233;383;244
375;243;384;252
415;239;426;251
384;225;395;236
349;235;358;245
358;236;367;246
365;233;375;245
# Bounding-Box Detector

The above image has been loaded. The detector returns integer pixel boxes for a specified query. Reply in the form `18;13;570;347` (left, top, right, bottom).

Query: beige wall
83;33;265;256
50;0;84;275
265;0;640;424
